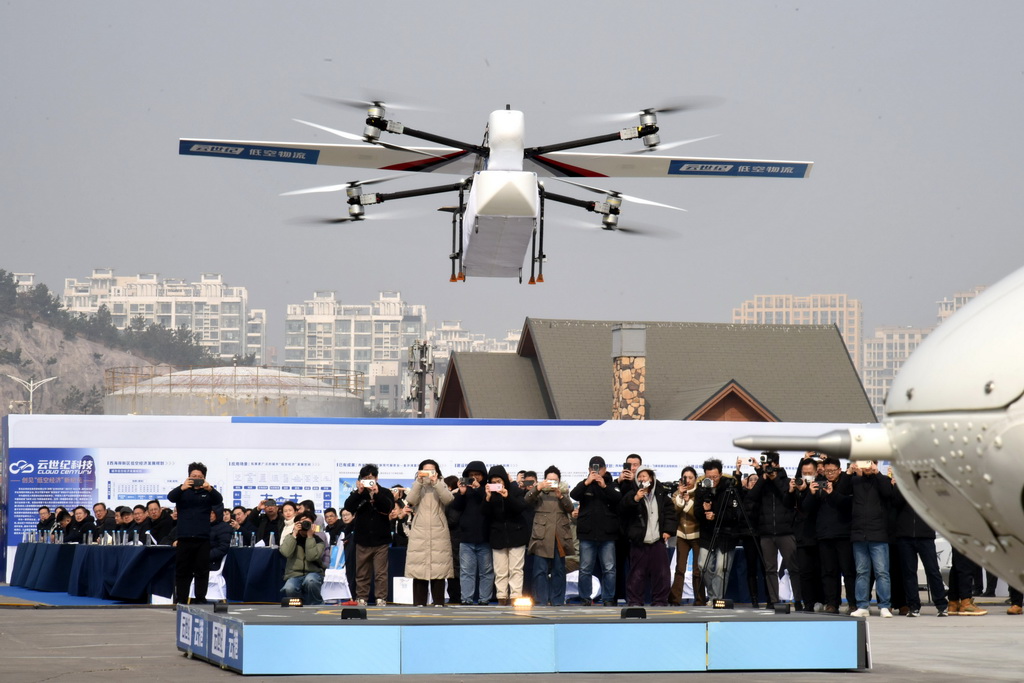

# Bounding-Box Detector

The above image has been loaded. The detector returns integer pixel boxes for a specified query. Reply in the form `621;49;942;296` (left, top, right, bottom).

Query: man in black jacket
209;504;233;570
92;503;116;535
891;481;948;617
747;452;800;610
452;460;492;604
802;457;856;613
619;466;676;606
343;463;395;607
848;461;894;617
146;499;175;544
694;459;741;601
167;462;223;605
571;456;623;605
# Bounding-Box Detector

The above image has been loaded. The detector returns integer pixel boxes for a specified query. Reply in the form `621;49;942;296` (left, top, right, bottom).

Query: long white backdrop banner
2;415;874;580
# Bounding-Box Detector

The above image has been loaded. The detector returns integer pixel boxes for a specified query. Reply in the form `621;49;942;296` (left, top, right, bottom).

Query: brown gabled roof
438;317;876;424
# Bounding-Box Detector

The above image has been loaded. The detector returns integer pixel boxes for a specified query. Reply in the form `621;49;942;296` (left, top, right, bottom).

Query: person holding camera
792;456;824;612
280;510;326;605
571;456;622;605
405;459;454;606
167;462;222;605
694;459;739;602
847;460;894;617
343;464;395;607
483;465;529;605
619;467;677;606
801;457;856;614
526;466;574;606
746;451;801;610
452;460;493;604
669;467;703;606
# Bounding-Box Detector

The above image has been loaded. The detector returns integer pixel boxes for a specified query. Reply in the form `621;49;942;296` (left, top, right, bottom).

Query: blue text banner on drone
178;141;320;164
667;160;811;177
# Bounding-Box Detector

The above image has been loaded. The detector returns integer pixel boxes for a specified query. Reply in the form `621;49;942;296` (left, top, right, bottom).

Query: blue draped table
10;543;78;591
67;544;176;601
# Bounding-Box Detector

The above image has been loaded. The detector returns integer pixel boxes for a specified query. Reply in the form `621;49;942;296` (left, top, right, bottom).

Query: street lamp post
4;375;57;415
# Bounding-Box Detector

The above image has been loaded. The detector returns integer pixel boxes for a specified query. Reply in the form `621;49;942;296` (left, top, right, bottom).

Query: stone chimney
611;323;646;420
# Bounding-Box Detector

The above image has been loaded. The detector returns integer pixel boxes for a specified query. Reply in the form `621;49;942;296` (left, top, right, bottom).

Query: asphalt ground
0;601;1021;682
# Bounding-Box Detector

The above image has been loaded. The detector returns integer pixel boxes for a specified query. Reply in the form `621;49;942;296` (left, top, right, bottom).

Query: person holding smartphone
405;459;454;606
570;456;622;605
167;461;222;605
484;465;529;606
452;461;492;604
343;464;395;607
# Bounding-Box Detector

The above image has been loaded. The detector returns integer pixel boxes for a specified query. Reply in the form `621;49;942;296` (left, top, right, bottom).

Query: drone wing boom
529;152;813;179
178;139;476;174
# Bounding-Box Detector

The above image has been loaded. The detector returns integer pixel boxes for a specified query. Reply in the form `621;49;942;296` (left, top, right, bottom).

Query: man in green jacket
280;511;326;605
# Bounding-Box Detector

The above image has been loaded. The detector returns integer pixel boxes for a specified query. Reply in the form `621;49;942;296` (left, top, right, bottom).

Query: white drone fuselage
461;111;539;278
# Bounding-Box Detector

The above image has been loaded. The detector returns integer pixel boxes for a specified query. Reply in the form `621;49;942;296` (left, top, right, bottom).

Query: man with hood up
451;460;492;604
619;467;677;606
483;465;529;605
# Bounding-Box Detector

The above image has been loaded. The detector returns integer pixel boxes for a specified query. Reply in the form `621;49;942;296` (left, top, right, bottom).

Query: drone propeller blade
293;118;444;159
304;91;432;112
625;134;720;155
560;218;674;238
293;118;365;142
552;178;687;212
584;97;724;124
281;174;406;197
290;208;417;226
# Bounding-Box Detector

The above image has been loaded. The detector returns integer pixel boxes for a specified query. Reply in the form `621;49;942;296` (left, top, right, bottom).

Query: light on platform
281;597;303;608
712;599;734;610
513;597;533;609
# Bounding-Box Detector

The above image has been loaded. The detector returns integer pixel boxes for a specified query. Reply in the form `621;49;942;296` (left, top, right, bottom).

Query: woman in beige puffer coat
405;458;454;605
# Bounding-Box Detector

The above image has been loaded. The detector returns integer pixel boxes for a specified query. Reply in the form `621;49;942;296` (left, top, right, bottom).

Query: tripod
699;481;769;603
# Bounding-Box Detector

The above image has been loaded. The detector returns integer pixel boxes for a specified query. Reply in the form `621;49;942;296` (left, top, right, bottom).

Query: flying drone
179;97;812;283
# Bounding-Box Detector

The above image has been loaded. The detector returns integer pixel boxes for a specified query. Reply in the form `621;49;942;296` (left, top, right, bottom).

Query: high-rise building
62;269;266;363
862;326;931;418
861;285;987;418
937;286;987;324
732;294;864;373
283;291;427;414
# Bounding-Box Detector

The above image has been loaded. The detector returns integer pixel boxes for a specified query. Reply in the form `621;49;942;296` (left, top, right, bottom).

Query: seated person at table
249;499;285;546
55;509;72;538
229;505;256;543
92;503;116;534
130;505;151;536
209;505;233;570
65;506;97;543
324;507;344;545
37;506;56;532
114;506;134;532
147;499;176;543
280;510;326;605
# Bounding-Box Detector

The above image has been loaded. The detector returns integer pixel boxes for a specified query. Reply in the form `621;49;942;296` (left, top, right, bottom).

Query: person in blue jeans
846;461;893;617
452;460;493;604
570;456;623;605
280;510;326;605
526;466;574;605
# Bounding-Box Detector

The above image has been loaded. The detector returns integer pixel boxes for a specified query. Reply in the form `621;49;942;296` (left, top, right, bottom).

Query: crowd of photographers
30;452;1024;615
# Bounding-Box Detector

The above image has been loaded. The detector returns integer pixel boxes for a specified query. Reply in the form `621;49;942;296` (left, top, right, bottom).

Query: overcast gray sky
4;2;1023;350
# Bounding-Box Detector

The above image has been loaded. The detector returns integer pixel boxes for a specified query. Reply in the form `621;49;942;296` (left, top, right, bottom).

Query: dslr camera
300;520;312;531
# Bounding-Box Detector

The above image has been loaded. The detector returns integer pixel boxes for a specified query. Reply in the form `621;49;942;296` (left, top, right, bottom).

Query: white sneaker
376;599;387;607
356;599;367;607
850;608;870;617
880;608;893;618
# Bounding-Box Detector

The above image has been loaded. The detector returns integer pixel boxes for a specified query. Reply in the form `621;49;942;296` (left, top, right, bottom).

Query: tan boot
957;598;987;616
947;599;960;615
1007;604;1022;615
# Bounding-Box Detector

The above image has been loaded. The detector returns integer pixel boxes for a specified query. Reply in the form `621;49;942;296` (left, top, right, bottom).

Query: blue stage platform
176;604;869;675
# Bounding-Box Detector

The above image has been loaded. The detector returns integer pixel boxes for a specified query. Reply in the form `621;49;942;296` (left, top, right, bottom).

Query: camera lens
300;520;311;531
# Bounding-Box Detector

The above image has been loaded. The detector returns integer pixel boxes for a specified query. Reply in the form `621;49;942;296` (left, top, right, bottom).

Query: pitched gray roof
445;352;554;419
439;317;876;424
